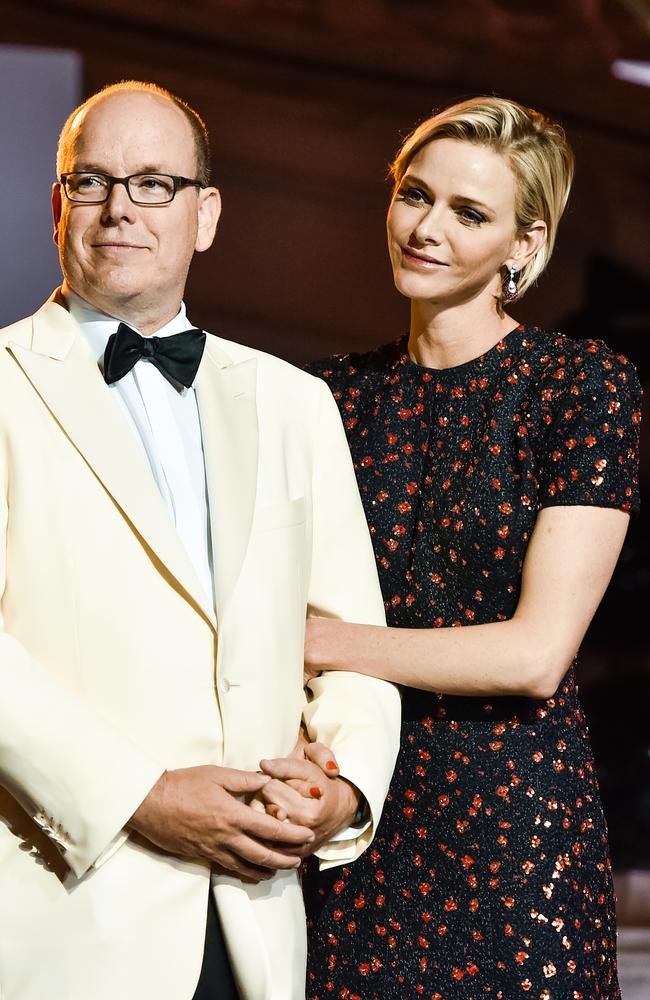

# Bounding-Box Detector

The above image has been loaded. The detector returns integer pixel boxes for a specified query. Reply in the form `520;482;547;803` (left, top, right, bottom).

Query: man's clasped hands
128;734;360;882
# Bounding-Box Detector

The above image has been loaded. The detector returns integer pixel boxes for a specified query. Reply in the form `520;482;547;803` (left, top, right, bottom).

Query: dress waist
401;688;550;724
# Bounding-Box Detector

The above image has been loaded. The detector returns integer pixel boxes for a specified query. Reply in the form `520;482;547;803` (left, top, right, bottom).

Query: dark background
1;0;648;899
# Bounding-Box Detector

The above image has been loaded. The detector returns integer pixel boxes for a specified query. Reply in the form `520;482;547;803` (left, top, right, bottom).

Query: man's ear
52;183;63;247
195;187;221;253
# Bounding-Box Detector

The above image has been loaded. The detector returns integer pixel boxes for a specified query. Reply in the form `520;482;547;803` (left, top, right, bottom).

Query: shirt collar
64;289;192;365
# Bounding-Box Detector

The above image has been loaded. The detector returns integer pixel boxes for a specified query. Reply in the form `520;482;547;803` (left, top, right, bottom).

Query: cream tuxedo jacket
0;296;400;1000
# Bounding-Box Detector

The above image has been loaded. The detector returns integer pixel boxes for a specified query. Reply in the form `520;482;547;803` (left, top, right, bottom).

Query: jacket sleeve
302;378;401;869
0;462;164;879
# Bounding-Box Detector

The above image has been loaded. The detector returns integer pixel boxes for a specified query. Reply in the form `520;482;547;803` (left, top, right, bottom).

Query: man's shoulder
205;332;325;395
0;294;64;352
0;312;36;348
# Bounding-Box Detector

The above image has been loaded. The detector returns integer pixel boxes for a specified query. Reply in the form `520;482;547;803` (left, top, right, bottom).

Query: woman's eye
399;187;428;205
458;207;486;225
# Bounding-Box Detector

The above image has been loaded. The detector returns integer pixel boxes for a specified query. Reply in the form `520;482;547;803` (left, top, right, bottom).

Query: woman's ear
507;219;547;271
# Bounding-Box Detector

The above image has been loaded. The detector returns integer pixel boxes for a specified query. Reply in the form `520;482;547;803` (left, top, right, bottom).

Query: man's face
52;91;220;333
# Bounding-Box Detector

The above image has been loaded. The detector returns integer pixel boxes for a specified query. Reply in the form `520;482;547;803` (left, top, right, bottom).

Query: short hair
56;80;211;187
389;96;574;301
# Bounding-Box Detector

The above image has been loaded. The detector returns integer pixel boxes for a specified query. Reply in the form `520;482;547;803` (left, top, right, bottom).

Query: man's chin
67;281;146;316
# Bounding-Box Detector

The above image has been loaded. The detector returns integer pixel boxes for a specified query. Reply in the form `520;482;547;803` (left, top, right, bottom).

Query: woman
300;98;641;999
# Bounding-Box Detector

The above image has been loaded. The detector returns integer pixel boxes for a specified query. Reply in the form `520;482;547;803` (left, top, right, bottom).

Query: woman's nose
412;205;443;246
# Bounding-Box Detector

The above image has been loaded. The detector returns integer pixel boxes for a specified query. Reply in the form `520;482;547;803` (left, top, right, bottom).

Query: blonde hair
390;96;574;300
56;80;211;186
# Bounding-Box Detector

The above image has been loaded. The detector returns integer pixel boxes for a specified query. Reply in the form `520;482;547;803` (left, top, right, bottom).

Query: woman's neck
408;296;518;370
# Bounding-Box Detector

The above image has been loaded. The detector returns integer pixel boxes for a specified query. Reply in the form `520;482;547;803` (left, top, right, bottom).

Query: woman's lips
401;247;448;269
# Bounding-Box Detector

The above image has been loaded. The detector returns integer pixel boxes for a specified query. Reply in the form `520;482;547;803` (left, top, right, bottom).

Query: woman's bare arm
305;505;629;699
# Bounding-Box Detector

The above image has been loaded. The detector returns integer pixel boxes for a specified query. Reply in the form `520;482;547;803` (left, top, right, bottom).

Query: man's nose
101;179;137;222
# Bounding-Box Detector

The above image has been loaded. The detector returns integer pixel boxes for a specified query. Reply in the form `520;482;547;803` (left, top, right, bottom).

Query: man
0;82;400;1000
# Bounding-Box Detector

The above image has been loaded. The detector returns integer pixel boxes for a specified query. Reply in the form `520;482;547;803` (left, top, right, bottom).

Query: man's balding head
56;80;211;186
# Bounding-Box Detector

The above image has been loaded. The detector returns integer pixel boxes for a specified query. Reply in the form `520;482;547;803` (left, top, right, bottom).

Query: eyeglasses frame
58;171;206;206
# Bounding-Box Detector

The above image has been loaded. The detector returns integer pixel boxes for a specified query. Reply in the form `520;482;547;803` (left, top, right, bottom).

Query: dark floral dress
303;327;641;1000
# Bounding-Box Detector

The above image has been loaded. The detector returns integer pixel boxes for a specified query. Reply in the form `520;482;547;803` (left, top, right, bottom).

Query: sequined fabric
303;328;641;999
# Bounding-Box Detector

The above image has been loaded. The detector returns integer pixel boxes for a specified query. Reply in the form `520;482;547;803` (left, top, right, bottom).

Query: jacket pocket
254;496;307;532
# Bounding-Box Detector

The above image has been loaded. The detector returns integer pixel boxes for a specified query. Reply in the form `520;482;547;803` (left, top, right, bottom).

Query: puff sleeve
535;340;642;513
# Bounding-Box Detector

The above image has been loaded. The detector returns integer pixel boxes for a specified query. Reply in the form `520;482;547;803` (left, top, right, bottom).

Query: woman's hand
289;725;340;776
259;753;358;854
304;616;347;683
260;731;341;821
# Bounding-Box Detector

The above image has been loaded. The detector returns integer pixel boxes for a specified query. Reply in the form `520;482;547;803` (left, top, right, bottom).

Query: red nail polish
309;786;322;799
326;760;337;771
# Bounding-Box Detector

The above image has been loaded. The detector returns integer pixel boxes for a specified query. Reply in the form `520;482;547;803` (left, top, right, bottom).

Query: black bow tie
103;322;206;389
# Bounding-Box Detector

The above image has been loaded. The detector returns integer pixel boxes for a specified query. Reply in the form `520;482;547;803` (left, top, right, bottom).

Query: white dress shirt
66;290;213;605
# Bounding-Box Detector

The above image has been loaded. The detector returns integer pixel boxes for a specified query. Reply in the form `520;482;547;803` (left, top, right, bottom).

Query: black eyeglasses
59;172;205;206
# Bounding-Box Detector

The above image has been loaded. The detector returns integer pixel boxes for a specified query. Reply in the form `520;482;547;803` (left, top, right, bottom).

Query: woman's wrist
306;616;333;672
306;617;349;672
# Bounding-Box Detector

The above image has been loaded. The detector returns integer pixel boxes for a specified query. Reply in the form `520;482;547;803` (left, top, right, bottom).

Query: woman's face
387;138;521;308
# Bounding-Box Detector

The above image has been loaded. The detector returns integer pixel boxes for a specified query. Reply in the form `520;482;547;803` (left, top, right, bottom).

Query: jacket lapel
7;298;216;629
195;338;258;618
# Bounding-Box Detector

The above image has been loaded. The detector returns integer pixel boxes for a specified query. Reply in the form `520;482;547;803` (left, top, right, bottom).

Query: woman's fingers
304;741;340;778
259;778;319;829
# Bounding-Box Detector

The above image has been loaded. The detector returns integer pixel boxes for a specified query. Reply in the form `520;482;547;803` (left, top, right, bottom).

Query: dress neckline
394;324;527;382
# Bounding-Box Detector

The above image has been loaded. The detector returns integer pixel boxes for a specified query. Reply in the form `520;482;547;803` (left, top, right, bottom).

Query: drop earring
505;265;518;300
